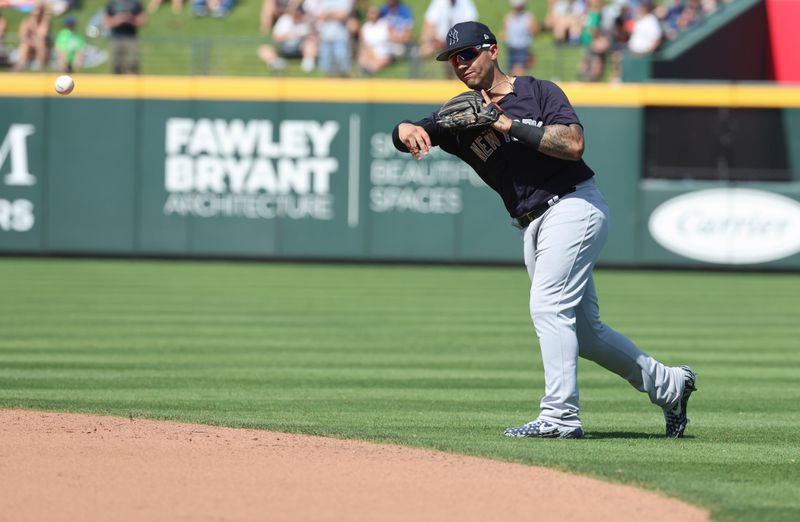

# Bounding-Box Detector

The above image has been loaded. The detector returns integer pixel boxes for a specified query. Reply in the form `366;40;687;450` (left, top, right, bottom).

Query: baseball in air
54;75;75;95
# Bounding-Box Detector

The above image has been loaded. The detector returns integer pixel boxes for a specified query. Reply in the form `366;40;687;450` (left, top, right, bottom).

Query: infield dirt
1;409;708;521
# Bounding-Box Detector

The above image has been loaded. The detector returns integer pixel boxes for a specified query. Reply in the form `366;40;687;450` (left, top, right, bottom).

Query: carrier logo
648;188;800;264
0;124;36;232
162;118;340;220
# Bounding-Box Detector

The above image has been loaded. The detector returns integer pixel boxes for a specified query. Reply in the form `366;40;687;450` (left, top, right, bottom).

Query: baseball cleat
503;419;584;439
664;365;697;438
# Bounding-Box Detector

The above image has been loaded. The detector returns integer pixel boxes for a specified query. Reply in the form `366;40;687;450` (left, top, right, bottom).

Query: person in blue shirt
378;0;413;59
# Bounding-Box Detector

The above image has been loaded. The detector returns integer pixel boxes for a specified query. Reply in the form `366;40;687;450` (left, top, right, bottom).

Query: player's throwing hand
397;123;431;160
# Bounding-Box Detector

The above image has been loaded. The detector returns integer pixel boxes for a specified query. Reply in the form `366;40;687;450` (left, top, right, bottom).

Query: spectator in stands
675;0;702;34
304;0;354;76
657;0;685;40
260;0;300;34
147;0;183;14
606;2;631;81
14;3;52;71
347;0;368;49
700;0;719;16
579;0;605;81
357;5;391;75
600;0;627;33
193;0;235;17
104;0;148;74
257;4;317;71
0;11;8;67
418;0;477;58
580;0;602;47
379;0;413;60
54;16;85;73
502;0;538;77
584;0;629;82
627;0;661;55
545;0;585;45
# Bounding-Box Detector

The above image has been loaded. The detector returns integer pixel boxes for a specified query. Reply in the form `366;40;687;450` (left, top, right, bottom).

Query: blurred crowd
255;0;510;76
0;0;733;78
0;0;147;73
257;0;416;76
554;0;735;81
254;0;733;78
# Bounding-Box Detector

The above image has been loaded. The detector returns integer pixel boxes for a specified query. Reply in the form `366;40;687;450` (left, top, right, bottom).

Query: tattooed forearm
538;124;585;161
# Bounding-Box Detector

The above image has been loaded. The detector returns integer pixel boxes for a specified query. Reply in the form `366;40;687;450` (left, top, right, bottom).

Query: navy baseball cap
435;21;497;62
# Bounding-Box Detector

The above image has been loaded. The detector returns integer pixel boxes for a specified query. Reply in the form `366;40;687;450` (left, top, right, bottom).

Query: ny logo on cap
448;29;459;45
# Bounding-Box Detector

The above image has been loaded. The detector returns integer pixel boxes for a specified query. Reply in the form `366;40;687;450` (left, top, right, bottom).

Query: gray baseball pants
521;178;685;428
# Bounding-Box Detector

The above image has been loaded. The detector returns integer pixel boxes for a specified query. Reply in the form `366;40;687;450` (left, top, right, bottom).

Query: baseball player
391;21;696;439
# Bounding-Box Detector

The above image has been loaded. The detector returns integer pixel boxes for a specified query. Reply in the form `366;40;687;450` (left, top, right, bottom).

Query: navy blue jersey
392;77;595;218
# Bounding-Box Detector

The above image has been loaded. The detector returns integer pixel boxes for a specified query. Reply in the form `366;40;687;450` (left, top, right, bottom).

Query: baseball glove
436;90;503;131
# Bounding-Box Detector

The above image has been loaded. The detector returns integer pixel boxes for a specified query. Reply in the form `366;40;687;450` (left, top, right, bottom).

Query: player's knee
530;301;559;326
576;310;605;336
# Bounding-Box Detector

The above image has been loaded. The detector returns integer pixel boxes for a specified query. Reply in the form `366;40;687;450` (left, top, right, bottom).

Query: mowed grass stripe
1;258;798;522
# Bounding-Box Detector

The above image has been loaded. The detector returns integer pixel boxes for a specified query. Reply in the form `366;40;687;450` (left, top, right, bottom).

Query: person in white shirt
627;0;662;54
304;0;354;75
503;0;538;77
257;5;318;71
418;0;478;58
358;5;392;74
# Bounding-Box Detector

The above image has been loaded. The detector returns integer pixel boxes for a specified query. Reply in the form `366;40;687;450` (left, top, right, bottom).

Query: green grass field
1;0;585;79
1;258;799;521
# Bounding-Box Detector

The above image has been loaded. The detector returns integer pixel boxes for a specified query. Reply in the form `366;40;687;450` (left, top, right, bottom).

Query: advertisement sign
162;117;341;222
0;123;37;233
1;80;798;269
0;97;46;252
649;188;800;264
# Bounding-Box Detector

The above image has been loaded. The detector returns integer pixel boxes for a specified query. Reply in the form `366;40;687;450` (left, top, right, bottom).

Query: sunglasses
448;44;492;65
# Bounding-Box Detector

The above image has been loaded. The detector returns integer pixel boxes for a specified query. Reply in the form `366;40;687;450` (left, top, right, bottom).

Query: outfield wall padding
1;76;800;269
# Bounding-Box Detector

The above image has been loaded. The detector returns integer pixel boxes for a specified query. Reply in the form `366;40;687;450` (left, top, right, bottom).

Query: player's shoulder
518;75;560;88
513;75;548;85
513;75;548;94
517;76;569;97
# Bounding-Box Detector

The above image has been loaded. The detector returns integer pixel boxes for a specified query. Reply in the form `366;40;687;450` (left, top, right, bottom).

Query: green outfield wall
2;75;800;269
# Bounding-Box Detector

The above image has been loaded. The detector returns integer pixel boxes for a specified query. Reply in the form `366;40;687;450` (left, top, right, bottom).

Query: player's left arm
482;88;584;161
492;118;584;161
535;123;584;161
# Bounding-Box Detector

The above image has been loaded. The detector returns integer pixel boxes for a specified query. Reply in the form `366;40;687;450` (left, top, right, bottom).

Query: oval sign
648;188;800;264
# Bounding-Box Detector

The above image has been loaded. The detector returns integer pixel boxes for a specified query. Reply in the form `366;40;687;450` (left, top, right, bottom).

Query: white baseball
54;75;75;95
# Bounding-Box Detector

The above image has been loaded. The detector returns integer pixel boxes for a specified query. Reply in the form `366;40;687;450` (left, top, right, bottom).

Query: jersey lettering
521;118;543;127
469;130;502;162
397;77;594;216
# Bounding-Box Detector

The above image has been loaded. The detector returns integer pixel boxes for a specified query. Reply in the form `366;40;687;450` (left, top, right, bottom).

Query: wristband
509;121;545;150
